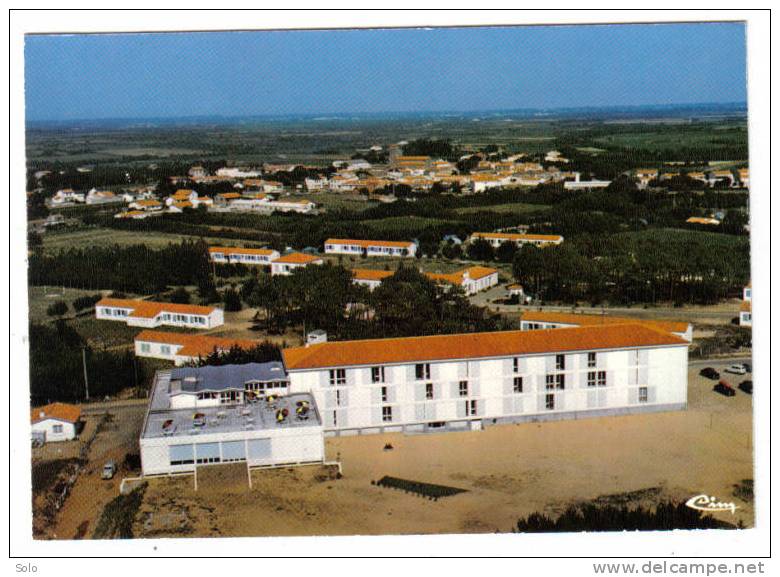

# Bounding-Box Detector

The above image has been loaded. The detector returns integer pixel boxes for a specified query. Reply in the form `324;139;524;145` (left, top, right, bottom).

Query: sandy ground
126;358;753;538
35;403;148;540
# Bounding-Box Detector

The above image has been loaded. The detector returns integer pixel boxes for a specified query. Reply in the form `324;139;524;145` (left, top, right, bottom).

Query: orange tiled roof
135;330;259;357
134;199;161;207
520;311;690;334
325;238;415;249
273;252;322;265
282;323;688;370
740;301;752;312
96;298;218;319
31;402;82;424
209;246;276;257
352;269;395;281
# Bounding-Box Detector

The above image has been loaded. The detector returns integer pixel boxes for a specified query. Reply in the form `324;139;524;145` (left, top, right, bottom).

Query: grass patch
92;483;147;539
454;202;549;215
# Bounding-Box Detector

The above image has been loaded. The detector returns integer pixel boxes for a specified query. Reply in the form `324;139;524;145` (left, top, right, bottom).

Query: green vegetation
515;501;738;533
92;483;147;539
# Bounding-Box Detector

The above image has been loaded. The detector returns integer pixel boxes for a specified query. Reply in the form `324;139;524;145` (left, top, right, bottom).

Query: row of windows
332;354;601;386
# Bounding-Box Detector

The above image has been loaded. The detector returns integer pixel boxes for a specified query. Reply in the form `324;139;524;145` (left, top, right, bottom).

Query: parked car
738;380;753;395
714;380;736;397
725;364;747;375
700;367;720;380
742;363;752;373
101;460;117;480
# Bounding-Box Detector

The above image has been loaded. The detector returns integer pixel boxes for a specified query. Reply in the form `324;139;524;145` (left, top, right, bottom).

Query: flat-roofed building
469;232;563;248
283;323;689;436
270;252;324;276
96;298;224;329
139;363;323;475
519;311;693;342
134;330;263;365
209;246;280;266
324;238;418;258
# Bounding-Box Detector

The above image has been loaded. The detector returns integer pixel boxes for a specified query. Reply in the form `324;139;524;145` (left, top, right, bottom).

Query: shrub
46;301;69;317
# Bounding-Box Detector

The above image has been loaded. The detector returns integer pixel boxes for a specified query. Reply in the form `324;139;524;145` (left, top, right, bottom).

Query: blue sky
24;23;746;121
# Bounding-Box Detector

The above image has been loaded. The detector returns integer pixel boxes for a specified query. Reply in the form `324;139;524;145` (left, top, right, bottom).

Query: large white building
469;232;564;248
96;298;224;329
324;238;418;258
282;323;689;436
139;363;324;475
209;246;280;266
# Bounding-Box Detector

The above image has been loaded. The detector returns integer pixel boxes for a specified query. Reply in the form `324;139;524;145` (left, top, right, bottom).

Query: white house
739;283;752;327
352;266;499;295
282;323;690;436
324;238;418;258
469;232;564;248
49;189;85;206
31;403;82;444
134;330;262;366
519;311;693;343
95;298;224;329
85;189;121;205
139;364;323;476
270;252;325;276
209;246;280;266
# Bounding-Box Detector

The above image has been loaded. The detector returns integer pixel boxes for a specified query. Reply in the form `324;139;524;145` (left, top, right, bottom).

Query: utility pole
82;346;90;401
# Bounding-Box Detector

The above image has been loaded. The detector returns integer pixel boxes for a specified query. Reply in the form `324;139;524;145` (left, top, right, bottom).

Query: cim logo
685;494;739;514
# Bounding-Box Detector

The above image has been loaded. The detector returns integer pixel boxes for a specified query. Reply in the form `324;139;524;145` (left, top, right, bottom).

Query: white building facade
324;238;418;258
96;298;224;329
283;325;689;436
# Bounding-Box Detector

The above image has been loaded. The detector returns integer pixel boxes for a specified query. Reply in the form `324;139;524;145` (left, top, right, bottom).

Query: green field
454;202;549;215
41;227;227;254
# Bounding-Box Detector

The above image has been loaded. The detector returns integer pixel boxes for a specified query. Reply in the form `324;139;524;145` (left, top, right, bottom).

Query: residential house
208;246;280;266
469;232;564;248
270;252;325;276
134;330;262;365
518;311;693;342
31;403;82;444
95;298;224;329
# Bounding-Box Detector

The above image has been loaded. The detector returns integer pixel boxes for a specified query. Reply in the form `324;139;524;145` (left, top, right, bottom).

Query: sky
24;23;747;122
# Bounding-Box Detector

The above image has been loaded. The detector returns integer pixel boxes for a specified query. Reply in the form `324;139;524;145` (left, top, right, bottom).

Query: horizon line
25;100;748;126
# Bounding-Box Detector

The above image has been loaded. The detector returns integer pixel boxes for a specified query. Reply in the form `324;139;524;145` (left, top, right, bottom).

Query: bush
168;287;191;304
46;301;69;317
222;288;243;312
72;293;103;312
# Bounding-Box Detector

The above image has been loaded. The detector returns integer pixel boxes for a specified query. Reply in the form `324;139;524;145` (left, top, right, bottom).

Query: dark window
546;374;556;390
415;363;431;380
513;357;520;373
638;386;648;403
382;406;393;422
381;386;388;403
467;400;478;416
371;366;385;383
545;393;555;410
598;371;607;387
555;374;565;390
329;369;346;386
587;352;597;368
555;354;565;370
513;377;523;393
587;371;597;388
425;383;434;400
459;381;469;397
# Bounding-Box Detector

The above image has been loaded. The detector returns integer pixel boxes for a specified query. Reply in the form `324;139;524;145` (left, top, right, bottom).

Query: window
513;377;523;393
597;371;607;387
638;386;648;403
587;371;597;388
332;411;338;427
329;369;346;386
555;374;565;390
336;390;342;406
467;400;478;416
425;383;434;400
459;381;469;397
371;366;385;383
415;363;431;380
513;357;520;373
545;393;555;410
140;343;151;353
219;391;239;404
546;374;556;390
555;354;565;370
382;406;393;422
52;424;63;434
160;345;171;355
381;386;388;403
587;352;597;368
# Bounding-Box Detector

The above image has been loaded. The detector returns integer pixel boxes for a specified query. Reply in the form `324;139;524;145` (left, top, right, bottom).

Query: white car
725;364;747;375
